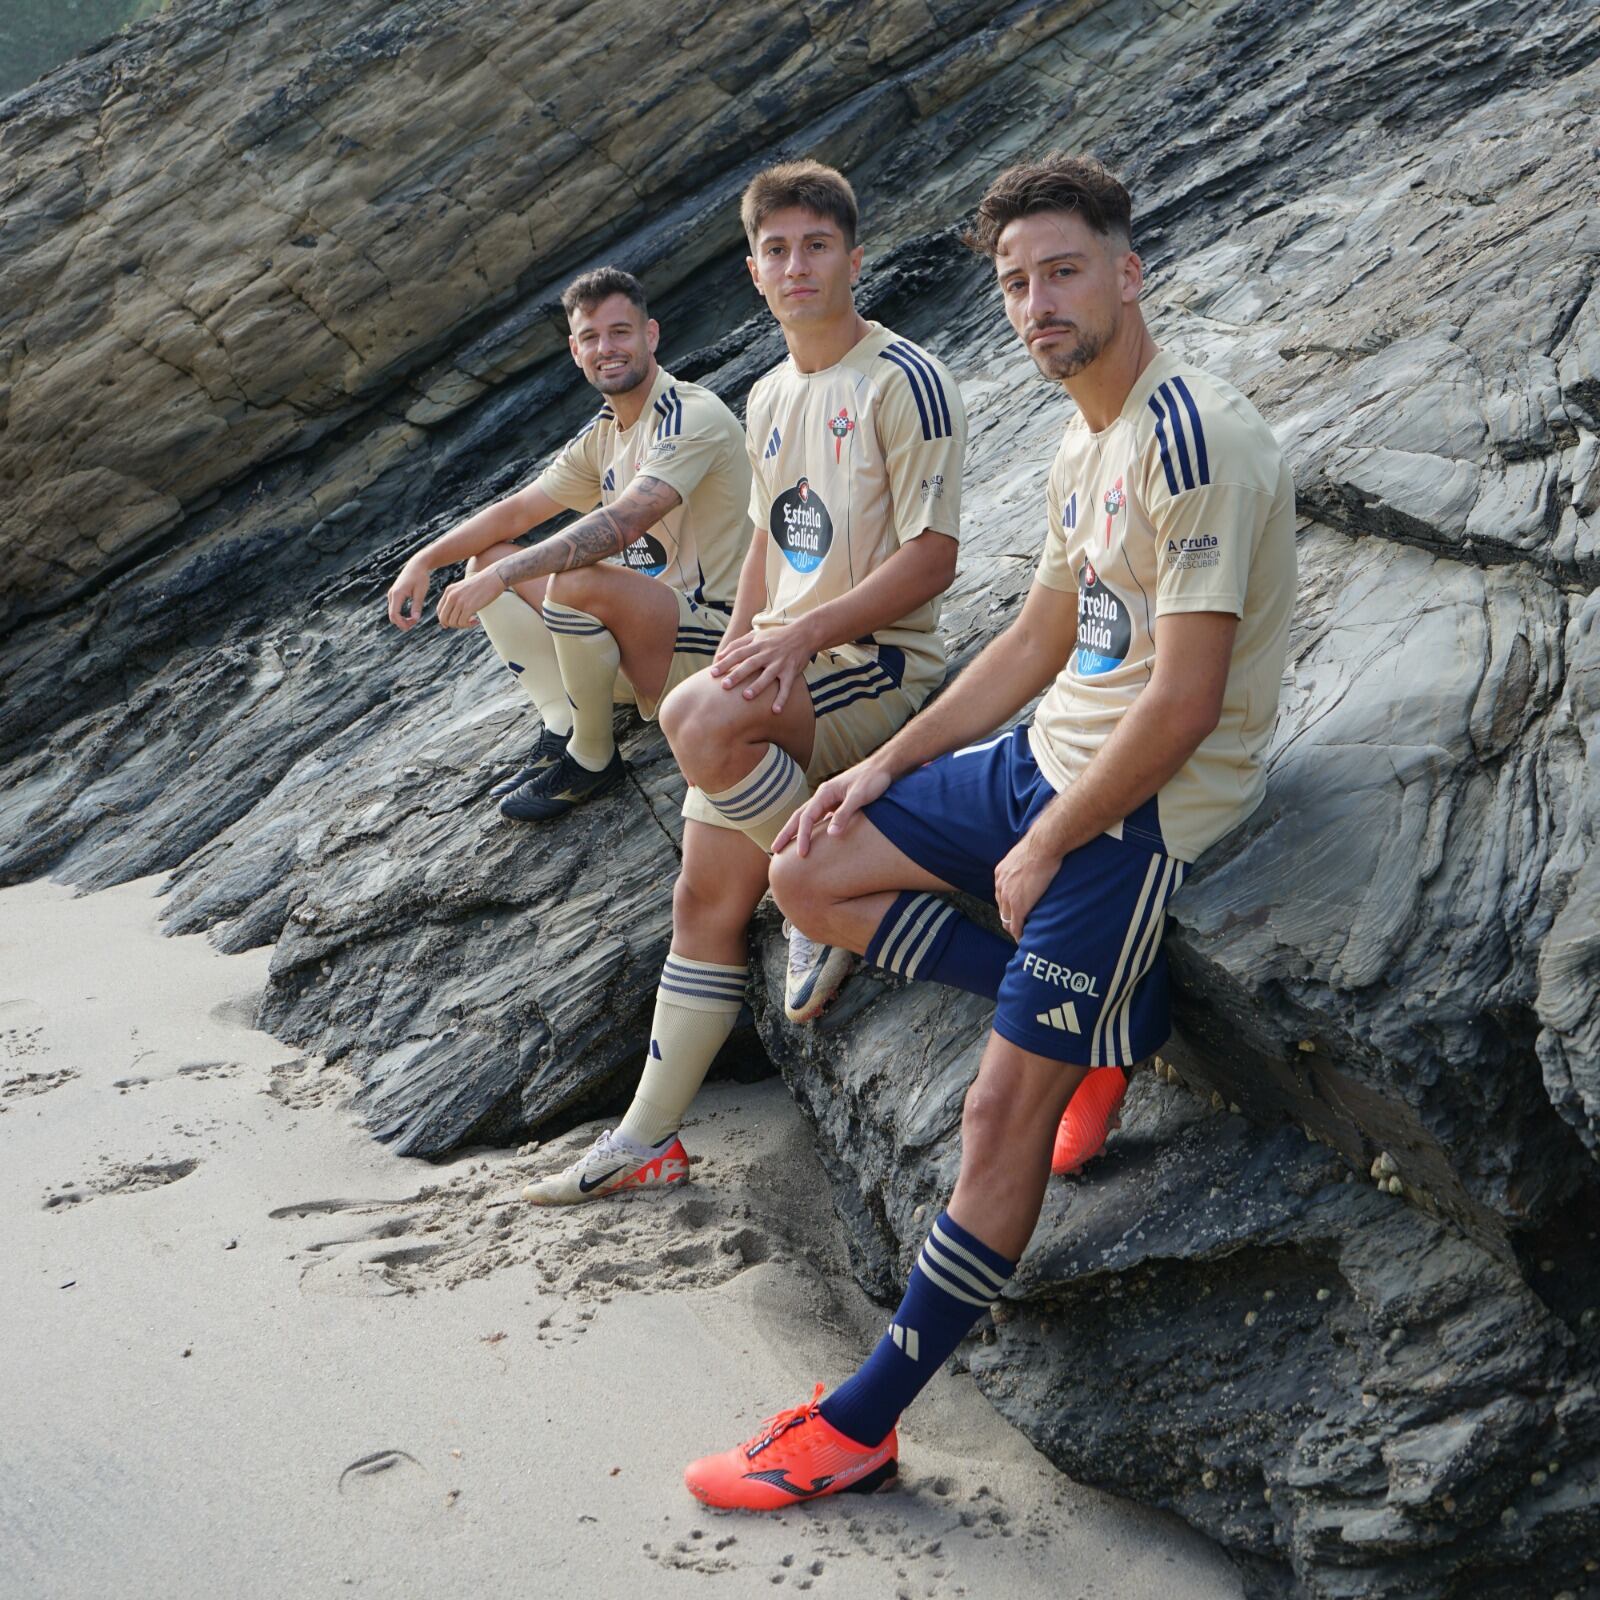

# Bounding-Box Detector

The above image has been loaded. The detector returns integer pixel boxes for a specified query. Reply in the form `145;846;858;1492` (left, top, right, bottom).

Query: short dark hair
561;268;648;320
741;160;858;249
964;155;1133;257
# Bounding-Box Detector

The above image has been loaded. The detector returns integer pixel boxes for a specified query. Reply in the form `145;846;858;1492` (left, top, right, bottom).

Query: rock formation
2;0;1597;1593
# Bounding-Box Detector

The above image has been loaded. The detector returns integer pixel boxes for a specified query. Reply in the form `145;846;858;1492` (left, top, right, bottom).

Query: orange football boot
684;1383;899;1510
1051;1065;1128;1175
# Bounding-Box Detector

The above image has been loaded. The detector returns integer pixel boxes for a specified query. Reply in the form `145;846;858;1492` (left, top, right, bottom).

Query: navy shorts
863;725;1187;1067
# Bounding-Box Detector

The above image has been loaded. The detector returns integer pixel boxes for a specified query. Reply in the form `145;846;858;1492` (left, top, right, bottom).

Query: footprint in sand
266;1055;349;1109
1;1067;78;1108
42;1157;199;1211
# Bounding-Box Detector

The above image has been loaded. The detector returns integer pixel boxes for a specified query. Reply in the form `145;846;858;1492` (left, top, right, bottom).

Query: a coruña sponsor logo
1075;558;1130;676
620;531;669;577
1166;532;1220;571
771;476;833;573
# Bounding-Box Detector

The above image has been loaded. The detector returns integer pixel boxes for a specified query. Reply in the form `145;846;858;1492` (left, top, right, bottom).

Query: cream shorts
681;646;937;832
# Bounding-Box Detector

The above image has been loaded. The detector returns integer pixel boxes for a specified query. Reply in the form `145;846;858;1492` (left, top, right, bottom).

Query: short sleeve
1151;480;1267;618
745;400;770;531
877;350;966;545
638;395;733;505
1033;445;1079;595
534;424;604;514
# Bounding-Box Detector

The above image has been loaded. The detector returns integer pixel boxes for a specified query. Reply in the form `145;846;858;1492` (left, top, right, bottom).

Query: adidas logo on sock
1035;1003;1081;1034
889;1322;920;1361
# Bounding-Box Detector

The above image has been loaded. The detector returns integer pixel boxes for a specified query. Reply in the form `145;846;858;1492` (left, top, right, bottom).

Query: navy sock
819;1211;1016;1447
864;891;1010;1001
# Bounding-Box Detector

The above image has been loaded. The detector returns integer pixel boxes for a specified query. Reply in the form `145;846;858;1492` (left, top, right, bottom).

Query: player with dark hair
518;159;971;1204
683;153;1297;1508
386;267;748;821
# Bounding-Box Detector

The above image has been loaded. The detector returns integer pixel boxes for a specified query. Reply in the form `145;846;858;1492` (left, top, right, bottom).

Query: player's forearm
490;506;635;588
872;625;1060;777
725;529;768;639
412;490;543;572
1026;686;1216;860
791;535;955;656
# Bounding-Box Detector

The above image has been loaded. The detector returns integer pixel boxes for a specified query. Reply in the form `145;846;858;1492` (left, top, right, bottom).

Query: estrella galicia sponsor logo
621;532;669;577
922;473;945;501
1166;533;1220;571
771;477;833;573
1076;558;1130;676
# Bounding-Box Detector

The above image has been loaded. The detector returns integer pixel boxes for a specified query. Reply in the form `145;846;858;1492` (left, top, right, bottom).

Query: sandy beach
2;875;1243;1600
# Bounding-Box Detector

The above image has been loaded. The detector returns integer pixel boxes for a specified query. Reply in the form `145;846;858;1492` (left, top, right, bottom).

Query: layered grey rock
3;0;1599;1593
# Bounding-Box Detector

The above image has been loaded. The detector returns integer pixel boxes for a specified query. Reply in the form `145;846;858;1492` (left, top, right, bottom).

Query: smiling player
385;268;748;821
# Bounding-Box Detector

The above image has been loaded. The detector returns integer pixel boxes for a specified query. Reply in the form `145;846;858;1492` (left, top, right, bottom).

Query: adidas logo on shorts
1035;1003;1082;1034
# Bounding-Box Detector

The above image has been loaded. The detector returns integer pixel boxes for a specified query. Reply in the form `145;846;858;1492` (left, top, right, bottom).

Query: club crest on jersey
1102;476;1126;549
771;476;834;573
1075;559;1130;676
620;531;669;578
828;406;855;463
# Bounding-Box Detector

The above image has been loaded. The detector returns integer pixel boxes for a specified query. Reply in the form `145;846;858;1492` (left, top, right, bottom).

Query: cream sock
701;743;812;854
543;599;622;772
478;589;572;737
616;953;748;1145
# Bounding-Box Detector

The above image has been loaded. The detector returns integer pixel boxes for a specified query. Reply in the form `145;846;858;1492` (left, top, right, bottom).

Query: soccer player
385;268;748;822
682;154;1297;1508
519;160;968;1204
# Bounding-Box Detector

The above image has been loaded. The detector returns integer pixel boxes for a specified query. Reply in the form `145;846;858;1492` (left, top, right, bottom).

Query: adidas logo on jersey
1035;1003;1082;1034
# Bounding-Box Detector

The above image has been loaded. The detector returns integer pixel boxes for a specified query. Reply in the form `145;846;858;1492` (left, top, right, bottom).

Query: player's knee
959;1071;1021;1170
769;848;820;928
659;672;725;758
466;543;520;580
545;565;602;612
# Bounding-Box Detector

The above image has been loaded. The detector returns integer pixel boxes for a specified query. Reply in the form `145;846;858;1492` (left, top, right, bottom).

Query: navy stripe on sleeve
1147;394;1180;496
888;341;952;437
879;347;936;440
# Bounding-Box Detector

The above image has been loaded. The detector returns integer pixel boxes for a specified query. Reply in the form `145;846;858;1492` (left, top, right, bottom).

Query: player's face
567;294;658;394
746;208;863;329
994;211;1140;382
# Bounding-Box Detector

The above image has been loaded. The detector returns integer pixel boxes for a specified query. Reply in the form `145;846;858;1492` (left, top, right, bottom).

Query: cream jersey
1031;350;1297;863
744;321;966;690
535;365;750;611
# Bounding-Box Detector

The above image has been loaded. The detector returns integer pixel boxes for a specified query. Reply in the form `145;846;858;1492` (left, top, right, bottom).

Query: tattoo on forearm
493;475;681;586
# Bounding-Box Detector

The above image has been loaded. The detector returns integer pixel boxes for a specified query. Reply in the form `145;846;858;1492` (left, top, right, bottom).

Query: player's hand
386;560;431;631
712;626;751;669
774;758;893;856
436;567;504;630
994;833;1060;942
709;620;816;716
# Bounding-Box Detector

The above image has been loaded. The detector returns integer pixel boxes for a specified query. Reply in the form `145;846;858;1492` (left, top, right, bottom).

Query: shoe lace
744;1382;825;1459
574;1128;622;1166
786;928;822;976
